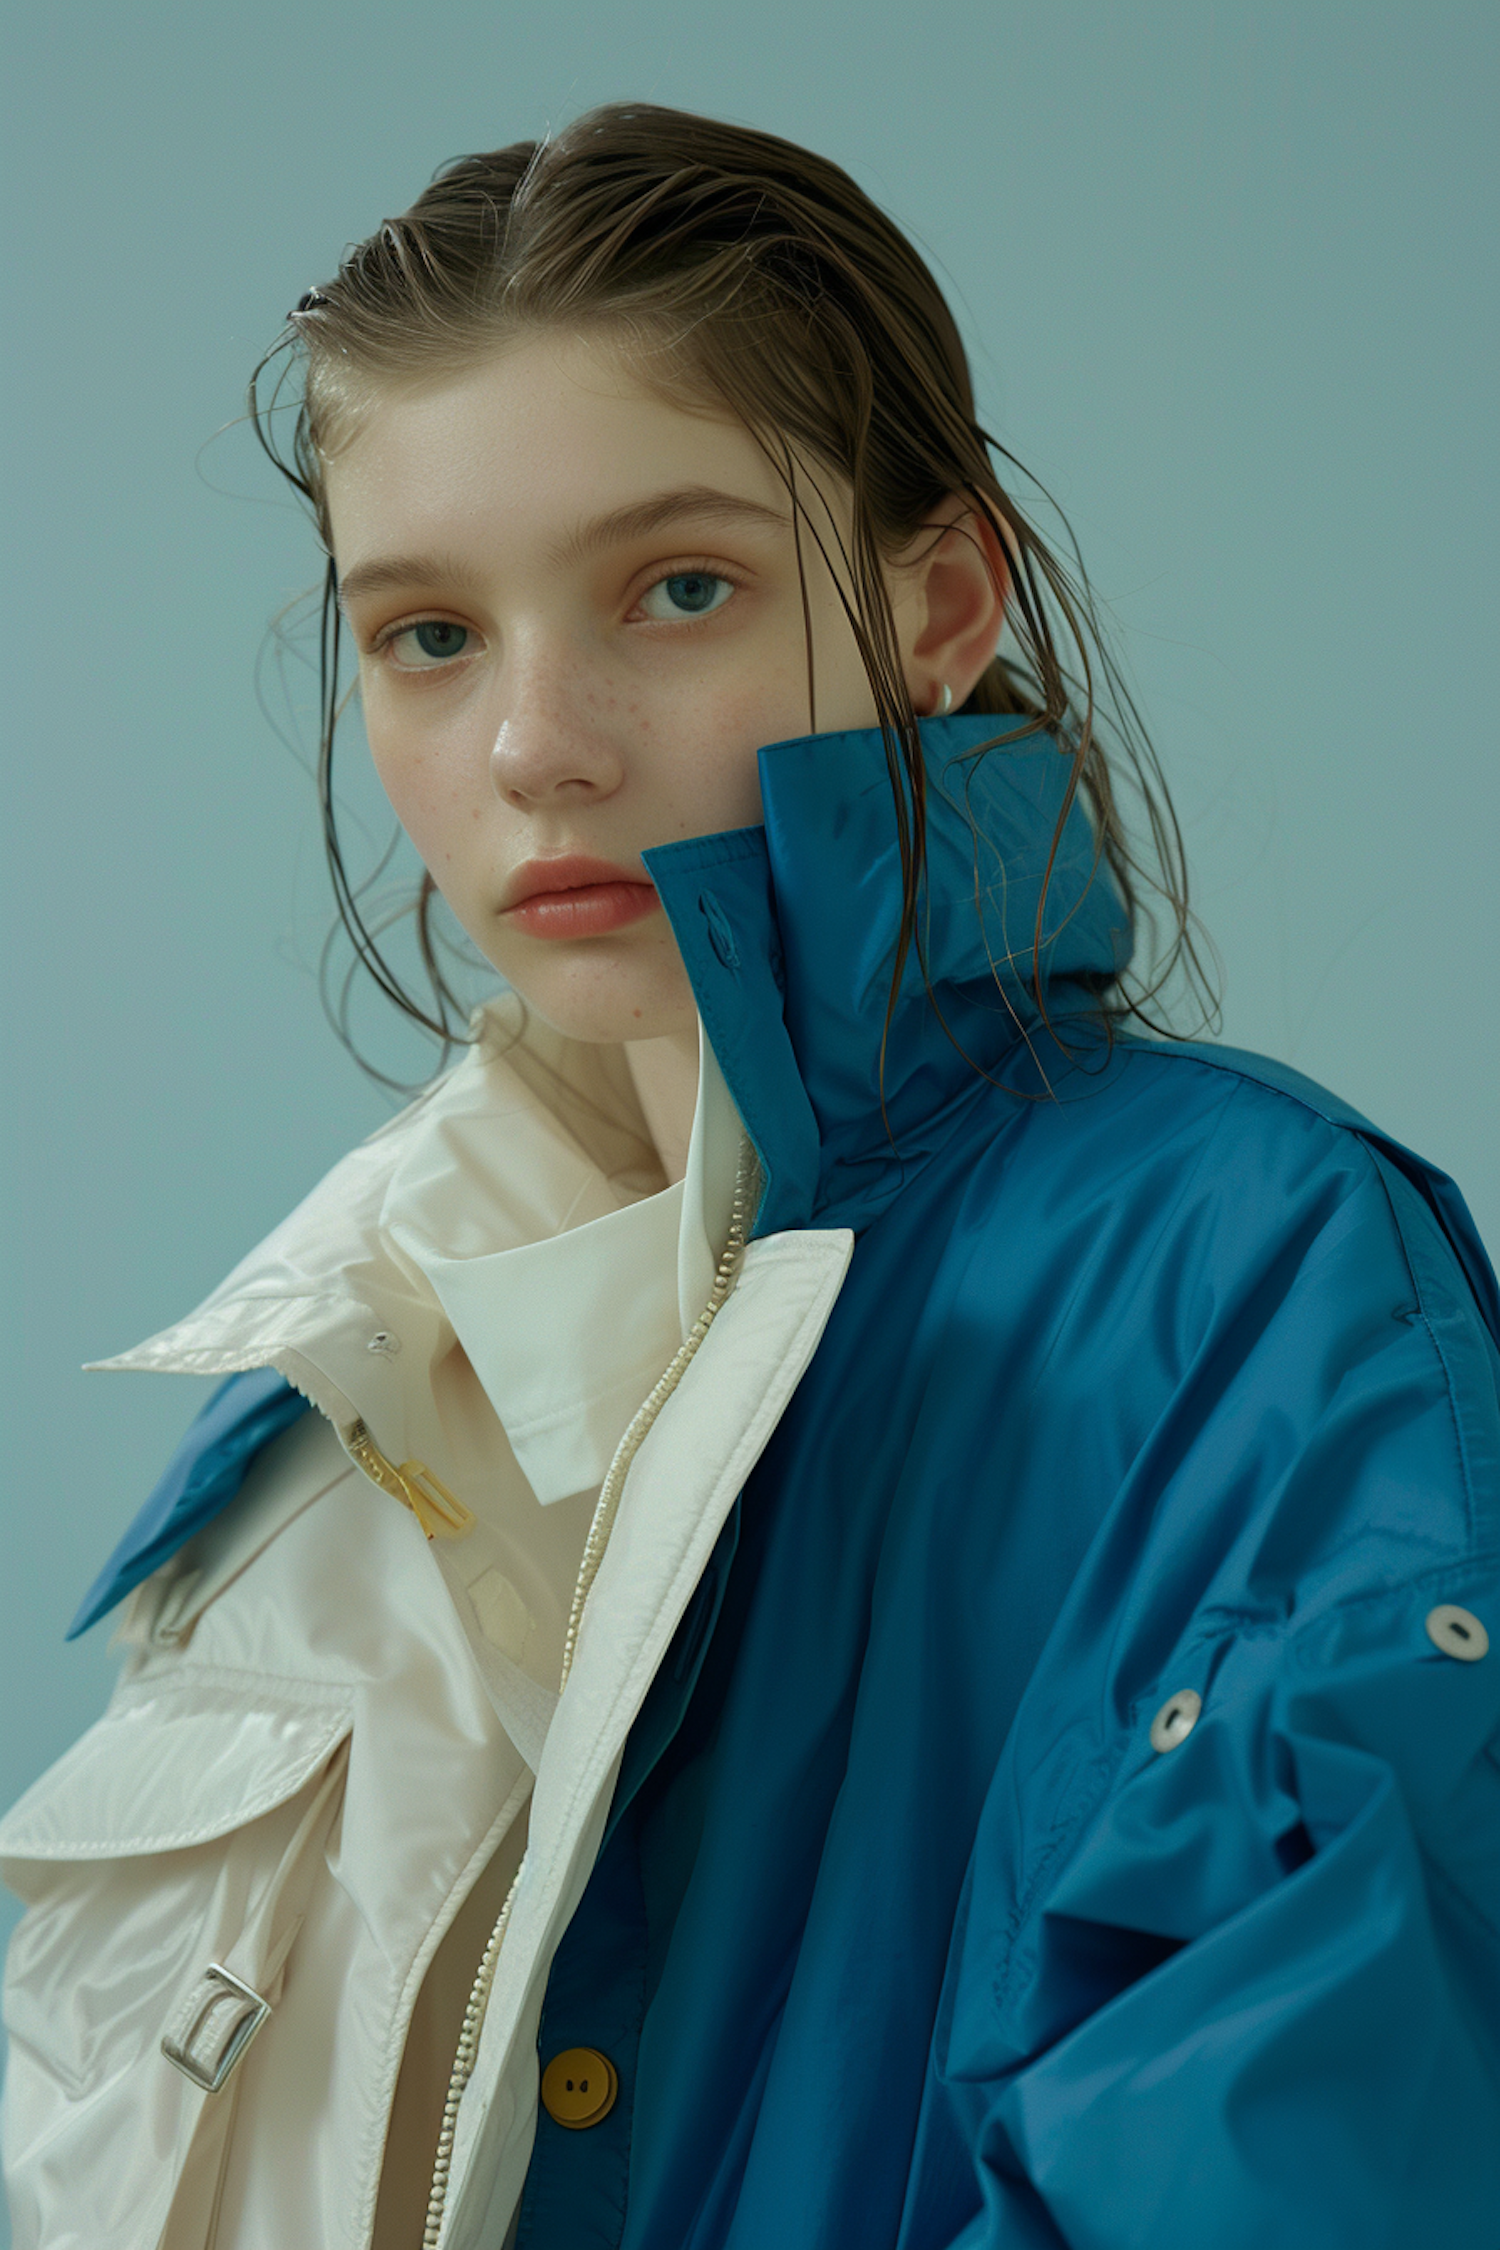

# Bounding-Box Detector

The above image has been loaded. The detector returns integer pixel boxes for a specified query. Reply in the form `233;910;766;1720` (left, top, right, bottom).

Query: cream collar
94;996;745;1512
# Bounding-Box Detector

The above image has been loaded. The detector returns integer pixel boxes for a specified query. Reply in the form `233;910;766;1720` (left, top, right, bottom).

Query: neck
625;1029;701;1188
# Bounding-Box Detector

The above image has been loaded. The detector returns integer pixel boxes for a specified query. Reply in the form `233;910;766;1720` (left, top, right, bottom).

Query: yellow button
540;2046;619;2130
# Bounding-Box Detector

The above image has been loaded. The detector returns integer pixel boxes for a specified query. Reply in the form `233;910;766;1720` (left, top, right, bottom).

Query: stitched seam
1357;1142;1480;1558
991;1742;1128;2010
1;1720;351;1856
1283;1552;1500;1664
109;1660;361;1703
1412;1301;1479;1556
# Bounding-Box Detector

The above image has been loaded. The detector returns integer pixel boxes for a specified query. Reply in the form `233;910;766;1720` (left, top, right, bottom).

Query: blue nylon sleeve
66;1367;310;1640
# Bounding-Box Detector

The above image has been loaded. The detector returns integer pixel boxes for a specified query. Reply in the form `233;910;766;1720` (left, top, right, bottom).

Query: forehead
321;330;789;564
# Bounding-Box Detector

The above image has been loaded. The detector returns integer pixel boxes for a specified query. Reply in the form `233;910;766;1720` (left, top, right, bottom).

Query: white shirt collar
384;1015;742;1506
92;1000;745;1519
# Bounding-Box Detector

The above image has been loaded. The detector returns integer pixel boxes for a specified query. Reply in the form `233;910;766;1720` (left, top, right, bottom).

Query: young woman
2;103;1496;2250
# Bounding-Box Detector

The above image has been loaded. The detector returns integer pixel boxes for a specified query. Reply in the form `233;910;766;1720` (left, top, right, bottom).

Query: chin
506;971;699;1049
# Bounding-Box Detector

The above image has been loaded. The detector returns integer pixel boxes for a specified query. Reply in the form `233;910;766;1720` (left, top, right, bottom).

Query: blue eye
386;619;472;668
639;572;734;621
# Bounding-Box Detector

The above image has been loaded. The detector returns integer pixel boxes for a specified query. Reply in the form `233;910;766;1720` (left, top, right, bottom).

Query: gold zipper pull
343;1420;476;1540
397;1460;476;1539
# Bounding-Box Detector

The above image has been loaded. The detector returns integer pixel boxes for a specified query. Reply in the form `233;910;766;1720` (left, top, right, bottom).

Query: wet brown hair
248;101;1214;1083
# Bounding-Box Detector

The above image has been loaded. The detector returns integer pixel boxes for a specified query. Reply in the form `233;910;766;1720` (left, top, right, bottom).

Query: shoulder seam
1121;1038;1369;1136
1338;1142;1481;1563
1124;1040;1500;1344
112;1655;361;1703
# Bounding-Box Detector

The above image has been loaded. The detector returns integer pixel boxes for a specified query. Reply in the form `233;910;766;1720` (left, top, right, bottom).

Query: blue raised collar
644;713;1132;1238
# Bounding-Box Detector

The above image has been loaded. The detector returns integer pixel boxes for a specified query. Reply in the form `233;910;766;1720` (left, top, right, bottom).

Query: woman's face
324;329;975;1045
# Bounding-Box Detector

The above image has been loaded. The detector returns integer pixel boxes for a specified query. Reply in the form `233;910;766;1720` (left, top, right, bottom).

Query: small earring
933;682;953;717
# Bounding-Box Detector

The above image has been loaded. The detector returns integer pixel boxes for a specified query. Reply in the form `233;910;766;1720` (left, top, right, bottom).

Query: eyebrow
336;549;480;610
546;484;791;567
336;484;790;610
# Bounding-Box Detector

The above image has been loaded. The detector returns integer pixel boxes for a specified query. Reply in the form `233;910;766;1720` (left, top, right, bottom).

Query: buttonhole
699;891;741;972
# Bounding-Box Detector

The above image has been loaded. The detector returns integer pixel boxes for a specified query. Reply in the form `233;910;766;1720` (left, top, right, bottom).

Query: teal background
1;1;1495;2219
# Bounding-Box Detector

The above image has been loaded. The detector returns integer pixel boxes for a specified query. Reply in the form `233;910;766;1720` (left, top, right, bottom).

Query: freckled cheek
368;739;481;874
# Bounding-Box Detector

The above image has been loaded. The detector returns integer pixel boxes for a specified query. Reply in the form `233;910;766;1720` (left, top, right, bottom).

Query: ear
896;496;1010;714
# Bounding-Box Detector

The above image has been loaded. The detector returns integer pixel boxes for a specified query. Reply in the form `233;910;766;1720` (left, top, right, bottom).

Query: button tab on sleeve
1149;1688;1202;1753
1425;1605;1489;1662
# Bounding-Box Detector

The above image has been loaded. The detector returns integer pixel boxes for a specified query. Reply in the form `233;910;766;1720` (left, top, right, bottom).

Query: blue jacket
76;714;1500;2248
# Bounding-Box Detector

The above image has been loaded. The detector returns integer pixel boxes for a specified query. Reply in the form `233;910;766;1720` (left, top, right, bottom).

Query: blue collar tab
645;714;1131;1236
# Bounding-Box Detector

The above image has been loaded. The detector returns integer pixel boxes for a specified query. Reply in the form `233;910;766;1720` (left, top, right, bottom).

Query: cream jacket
0;999;853;2249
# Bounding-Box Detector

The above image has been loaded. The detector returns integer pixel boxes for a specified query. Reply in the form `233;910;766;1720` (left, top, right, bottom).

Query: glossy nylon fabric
64;715;1115;1637
514;719;1500;2247
68;1365;310;1638
66;717;1500;2243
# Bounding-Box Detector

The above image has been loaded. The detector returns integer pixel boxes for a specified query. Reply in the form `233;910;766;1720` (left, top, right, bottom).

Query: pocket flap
0;1679;352;1862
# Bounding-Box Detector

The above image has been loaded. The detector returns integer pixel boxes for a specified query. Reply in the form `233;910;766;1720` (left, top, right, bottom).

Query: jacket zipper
342;1422;477;1540
419;1140;757;2249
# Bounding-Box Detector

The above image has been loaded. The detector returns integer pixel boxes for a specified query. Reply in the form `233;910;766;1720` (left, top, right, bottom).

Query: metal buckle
161;1963;272;2094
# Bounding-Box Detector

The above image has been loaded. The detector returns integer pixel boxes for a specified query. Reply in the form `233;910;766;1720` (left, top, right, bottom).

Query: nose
488;645;627;808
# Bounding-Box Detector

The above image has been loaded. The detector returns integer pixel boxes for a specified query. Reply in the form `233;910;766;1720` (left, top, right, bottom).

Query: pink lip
500;855;661;940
